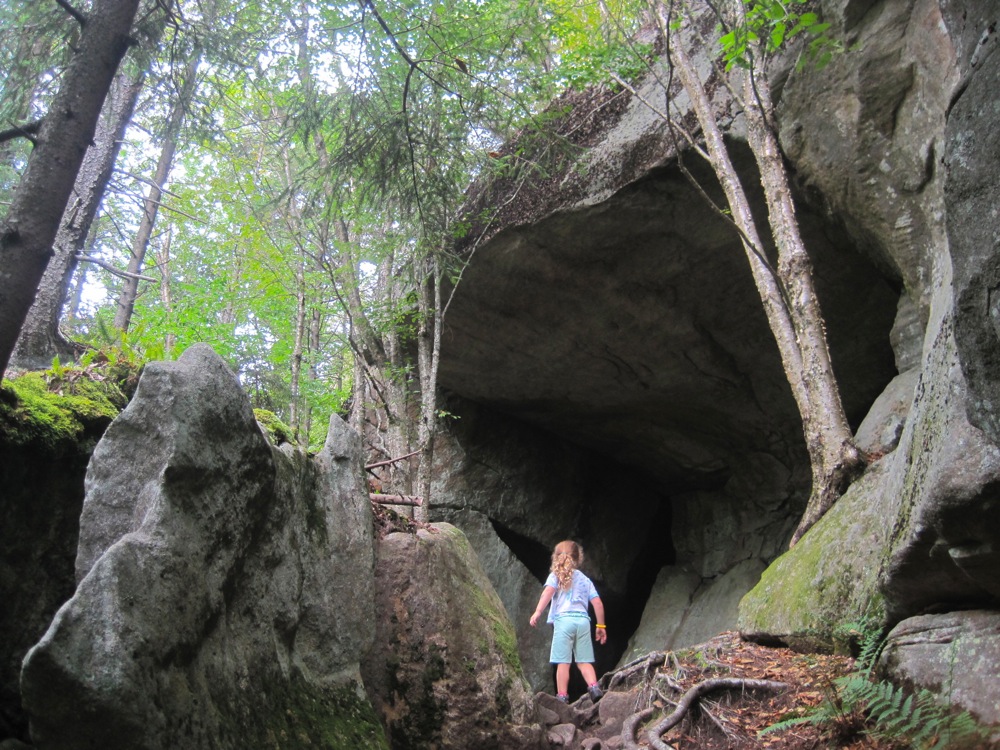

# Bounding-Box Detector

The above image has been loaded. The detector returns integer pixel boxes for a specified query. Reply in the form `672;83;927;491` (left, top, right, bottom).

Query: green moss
235;678;387;750
738;465;890;650
254;408;294;446
0;369;127;452
468;577;522;674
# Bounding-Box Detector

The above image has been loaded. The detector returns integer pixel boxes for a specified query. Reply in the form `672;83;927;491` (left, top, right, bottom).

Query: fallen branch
365;449;421;471
370;493;423;506
647;678;788;750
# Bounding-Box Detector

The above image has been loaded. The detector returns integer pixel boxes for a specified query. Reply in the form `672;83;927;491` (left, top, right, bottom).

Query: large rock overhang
438;144;900;497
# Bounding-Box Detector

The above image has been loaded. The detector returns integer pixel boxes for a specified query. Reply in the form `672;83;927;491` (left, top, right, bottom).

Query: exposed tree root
620;677;788;750
607;651;666;691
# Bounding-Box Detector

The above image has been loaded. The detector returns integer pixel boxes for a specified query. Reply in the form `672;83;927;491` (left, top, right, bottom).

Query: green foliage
718;0;842;71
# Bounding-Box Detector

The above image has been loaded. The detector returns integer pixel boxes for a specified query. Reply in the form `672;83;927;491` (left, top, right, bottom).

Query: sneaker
556;693;569;704
587;684;604;702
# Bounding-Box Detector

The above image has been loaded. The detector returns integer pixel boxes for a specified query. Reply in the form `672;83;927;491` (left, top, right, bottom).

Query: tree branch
53;0;87;26
365;450;421;471
0;120;42;146
370;493;423;506
75;254;157;282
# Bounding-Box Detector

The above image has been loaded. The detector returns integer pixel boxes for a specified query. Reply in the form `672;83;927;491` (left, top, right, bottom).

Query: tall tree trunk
65;260;88;324
740;60;862;545
303;306;322;441
289;260;306;443
662;6;860;546
156;226;175;356
414;252;443;522
11;67;145;369
113;54;199;332
0;0;143;375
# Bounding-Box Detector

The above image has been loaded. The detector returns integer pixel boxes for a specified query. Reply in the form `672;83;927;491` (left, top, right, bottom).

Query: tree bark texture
0;0;142;374
11;68;145;369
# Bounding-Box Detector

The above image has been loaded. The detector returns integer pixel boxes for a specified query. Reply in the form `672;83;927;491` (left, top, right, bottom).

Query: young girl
529;540;606;703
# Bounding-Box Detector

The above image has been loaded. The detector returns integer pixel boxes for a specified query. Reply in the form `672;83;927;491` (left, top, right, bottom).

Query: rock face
880;611;1000;728
361;523;541;750
735;0;1000;727
20;345;386;749
0;418;95;741
422;0;1000;730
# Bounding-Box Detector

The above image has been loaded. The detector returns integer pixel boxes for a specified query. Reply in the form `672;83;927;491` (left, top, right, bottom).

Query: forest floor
575;630;968;750
620;631;896;750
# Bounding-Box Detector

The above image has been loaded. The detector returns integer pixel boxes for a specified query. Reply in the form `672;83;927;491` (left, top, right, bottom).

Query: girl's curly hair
551;540;583;591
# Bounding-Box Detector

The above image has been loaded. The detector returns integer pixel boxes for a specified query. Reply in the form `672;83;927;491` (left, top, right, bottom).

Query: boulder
671;560;766;649
739;459;895;651
20;344;384;749
880;610;1000;729
619;566;701;665
361;522;541;749
431;505;554;693
622;559;764;663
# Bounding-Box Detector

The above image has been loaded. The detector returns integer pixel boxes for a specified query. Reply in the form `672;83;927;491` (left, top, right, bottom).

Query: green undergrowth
0;356;139;452
761;622;992;748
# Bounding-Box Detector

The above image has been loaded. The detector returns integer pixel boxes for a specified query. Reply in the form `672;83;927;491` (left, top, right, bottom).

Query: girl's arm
529;586;556;627
591;596;607;644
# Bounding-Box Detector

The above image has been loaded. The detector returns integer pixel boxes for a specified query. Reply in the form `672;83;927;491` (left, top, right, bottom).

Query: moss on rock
254;679;389;750
254;408;295;446
0;370;126;452
738;461;893;652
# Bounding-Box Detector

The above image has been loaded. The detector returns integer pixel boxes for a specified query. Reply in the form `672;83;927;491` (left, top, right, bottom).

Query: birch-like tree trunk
414;252;443;522
661;3;861;545
740;61;861;544
0;0;143;374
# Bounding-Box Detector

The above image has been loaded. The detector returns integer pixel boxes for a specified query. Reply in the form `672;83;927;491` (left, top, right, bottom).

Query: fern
758;714;814;735
834;673;988;749
762;630;991;749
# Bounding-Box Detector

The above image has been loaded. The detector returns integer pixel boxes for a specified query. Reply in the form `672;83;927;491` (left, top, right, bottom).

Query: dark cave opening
492;490;677;698
489;518;552;584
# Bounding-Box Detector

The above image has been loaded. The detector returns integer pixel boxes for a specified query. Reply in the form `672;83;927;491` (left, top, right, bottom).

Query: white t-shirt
544;569;599;624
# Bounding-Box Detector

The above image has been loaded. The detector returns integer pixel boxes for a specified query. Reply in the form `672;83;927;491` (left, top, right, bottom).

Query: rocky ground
537;631;992;750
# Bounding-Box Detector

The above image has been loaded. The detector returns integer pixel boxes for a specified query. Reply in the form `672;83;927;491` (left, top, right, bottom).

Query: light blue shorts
549;615;594;664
